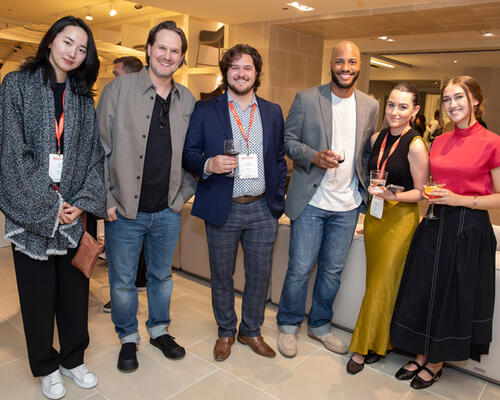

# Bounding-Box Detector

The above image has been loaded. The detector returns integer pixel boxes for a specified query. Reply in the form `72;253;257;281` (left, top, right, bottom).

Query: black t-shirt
53;82;65;153
138;91;172;213
368;128;419;191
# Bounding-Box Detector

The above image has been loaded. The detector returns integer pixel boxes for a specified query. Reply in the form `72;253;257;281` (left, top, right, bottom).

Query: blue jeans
105;208;180;344
277;204;360;335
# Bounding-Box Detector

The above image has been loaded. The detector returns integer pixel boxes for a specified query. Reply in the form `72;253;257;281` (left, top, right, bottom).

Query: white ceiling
2;0;500;28
2;0;500;70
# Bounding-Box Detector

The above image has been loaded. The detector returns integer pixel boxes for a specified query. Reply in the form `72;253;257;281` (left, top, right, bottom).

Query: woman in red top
390;76;500;389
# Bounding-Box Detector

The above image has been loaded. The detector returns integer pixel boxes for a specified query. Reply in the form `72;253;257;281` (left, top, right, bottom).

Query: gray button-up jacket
97;67;196;219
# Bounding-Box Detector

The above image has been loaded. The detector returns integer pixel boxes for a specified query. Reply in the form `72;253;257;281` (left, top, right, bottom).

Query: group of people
0;15;498;400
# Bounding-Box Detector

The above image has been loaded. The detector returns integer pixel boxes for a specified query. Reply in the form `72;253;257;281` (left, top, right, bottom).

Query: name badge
49;153;64;183
369;196;384;219
238;154;259;179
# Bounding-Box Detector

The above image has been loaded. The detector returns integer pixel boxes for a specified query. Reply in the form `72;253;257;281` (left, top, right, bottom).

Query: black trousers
12;246;90;377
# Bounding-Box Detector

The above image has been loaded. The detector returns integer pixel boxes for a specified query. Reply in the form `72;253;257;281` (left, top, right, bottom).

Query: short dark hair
113;56;143;73
145;21;187;67
21;16;99;97
219;44;263;92
391;82;420;106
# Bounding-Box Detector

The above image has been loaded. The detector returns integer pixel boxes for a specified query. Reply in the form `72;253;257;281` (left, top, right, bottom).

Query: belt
232;194;265;204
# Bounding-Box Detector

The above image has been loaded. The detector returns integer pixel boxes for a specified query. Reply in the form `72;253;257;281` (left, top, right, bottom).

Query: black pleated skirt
391;205;496;363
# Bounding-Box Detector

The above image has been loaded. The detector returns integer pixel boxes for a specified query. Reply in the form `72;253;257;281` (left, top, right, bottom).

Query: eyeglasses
158;98;170;129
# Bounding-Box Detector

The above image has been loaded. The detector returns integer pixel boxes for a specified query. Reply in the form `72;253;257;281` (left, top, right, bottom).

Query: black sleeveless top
368;128;420;191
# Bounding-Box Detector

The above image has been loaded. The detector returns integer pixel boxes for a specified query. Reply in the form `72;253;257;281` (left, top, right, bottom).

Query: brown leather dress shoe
214;337;235;361
237;334;276;358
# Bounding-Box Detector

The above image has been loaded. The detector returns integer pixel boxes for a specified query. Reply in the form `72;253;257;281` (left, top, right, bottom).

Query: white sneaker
40;370;66;400
60;364;97;389
308;332;347;354
278;333;297;357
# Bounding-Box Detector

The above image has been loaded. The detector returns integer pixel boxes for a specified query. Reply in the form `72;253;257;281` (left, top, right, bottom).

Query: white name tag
369;196;384;219
238;154;259;179
49;153;64;183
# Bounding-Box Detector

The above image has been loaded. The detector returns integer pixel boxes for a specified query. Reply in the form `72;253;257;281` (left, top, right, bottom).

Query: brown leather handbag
71;212;104;278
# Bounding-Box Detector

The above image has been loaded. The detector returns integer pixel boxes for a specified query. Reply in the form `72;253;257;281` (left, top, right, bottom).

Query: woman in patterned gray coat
0;16;105;400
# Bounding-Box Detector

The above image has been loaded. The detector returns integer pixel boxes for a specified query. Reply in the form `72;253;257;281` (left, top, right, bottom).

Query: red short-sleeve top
430;122;500;196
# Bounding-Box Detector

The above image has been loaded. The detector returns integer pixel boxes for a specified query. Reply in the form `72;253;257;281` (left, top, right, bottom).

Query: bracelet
472;196;478;209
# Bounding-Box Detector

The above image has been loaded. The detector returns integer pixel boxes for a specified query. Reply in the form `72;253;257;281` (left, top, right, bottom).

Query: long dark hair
21;16;99;97
391;82;420;106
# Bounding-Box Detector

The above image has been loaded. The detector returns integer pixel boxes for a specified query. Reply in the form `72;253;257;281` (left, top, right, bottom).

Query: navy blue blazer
182;92;287;226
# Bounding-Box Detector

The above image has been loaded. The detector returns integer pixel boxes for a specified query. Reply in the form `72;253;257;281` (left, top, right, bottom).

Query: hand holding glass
223;139;241;177
328;149;345;182
369;170;388;194
423;180;445;220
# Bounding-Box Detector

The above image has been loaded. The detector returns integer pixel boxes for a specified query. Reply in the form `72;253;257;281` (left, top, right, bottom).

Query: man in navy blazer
183;44;287;362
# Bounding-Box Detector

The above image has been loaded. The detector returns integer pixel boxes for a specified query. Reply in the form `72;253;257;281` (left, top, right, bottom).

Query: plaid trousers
205;197;278;337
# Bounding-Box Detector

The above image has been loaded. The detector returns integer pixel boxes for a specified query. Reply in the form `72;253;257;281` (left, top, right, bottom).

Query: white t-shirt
309;92;362;212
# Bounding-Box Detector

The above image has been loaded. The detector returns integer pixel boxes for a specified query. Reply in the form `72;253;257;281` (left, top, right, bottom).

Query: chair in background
196;26;224;67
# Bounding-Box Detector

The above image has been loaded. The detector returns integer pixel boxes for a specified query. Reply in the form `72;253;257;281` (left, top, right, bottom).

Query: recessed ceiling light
377;36;388;40
453;60;458;63
386;38;395;42
286;2;315;12
482;31;495;37
134;3;143;10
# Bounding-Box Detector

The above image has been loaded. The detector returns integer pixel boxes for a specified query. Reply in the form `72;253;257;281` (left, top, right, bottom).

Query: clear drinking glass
223;139;241;177
423;179;445;220
369;170;388;194
328;149;345;182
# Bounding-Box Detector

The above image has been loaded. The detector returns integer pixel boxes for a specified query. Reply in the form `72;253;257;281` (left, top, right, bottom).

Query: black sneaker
103;301;111;313
117;343;138;372
150;334;185;360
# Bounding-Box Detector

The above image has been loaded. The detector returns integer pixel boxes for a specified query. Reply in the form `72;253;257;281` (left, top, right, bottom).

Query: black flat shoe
395;360;423;380
150;334;186;360
346;355;365;375
411;366;442;389
365;350;381;364
117;343;138;372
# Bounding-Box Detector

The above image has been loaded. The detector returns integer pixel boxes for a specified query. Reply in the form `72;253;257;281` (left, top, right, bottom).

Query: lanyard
54;90;65;155
376;128;409;177
228;101;256;155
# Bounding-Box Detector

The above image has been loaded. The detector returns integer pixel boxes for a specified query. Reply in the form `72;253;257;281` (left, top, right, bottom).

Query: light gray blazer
97;68;196;218
284;84;379;221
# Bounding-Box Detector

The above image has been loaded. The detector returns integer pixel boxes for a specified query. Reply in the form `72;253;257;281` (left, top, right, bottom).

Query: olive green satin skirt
349;199;419;356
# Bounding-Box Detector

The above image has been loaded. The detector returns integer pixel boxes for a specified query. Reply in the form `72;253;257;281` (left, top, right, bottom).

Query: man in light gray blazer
98;21;196;373
276;41;379;358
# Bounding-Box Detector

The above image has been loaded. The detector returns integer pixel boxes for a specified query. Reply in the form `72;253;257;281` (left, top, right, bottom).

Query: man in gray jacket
97;21;196;372
276;41;378;357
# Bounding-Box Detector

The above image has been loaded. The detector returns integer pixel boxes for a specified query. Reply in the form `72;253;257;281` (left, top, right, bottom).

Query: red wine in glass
224;139;241;177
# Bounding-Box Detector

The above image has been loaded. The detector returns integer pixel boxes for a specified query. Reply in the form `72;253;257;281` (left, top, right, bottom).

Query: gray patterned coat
0;68;106;260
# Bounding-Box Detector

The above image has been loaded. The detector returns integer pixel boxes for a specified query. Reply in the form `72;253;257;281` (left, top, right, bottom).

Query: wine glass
224;139;241;177
328;149;345;182
423;179;445;220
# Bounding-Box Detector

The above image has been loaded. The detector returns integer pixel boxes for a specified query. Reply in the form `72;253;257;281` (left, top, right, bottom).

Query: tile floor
0;246;499;400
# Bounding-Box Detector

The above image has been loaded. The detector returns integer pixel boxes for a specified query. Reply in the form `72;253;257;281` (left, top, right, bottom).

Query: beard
150;59;179;79
227;80;254;96
330;68;360;89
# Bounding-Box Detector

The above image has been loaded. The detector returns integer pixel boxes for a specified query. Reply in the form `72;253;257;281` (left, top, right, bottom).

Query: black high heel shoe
410;365;442;389
395;360;423;380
